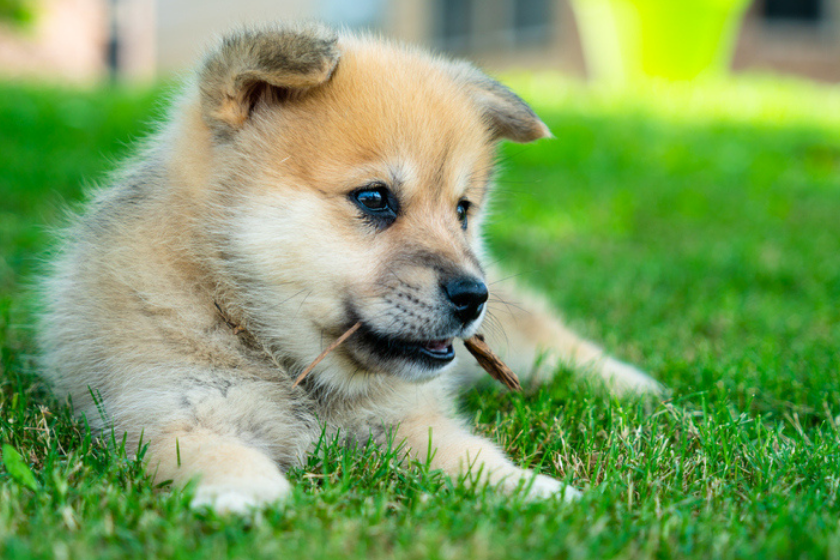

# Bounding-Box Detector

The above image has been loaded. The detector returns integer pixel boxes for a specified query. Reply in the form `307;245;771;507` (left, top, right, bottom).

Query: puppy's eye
456;200;470;230
355;188;388;211
351;184;399;229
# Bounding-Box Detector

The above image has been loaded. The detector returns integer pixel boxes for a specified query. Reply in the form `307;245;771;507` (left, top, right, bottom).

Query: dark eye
355;188;388;211
456;200;470;230
351;184;399;229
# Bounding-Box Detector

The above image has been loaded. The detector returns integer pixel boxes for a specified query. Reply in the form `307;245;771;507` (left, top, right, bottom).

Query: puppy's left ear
449;62;550;143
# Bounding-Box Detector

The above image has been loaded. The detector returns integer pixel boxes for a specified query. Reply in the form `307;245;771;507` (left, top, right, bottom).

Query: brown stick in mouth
292;322;362;387
292;323;521;392
463;334;522;391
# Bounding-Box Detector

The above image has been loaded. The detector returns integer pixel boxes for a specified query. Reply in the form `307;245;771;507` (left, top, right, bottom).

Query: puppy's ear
198;24;340;137
449;62;550;143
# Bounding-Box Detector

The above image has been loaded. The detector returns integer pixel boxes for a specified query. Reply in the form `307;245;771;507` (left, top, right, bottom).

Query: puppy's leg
117;375;314;513
396;407;580;502
147;427;292;513
470;276;662;395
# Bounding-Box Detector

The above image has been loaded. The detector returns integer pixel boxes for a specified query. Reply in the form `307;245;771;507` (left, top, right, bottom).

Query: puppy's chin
373;356;456;384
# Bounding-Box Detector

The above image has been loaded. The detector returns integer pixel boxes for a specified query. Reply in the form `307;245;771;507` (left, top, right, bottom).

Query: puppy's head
194;24;549;387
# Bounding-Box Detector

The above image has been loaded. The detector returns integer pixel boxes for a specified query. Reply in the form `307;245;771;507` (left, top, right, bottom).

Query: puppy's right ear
198;24;340;138
447;62;550;143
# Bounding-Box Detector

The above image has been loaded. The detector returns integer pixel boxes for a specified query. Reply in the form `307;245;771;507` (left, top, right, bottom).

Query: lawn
1;75;839;559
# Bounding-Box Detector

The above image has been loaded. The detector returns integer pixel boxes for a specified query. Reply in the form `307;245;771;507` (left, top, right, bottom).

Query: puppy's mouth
352;323;456;369
420;338;455;358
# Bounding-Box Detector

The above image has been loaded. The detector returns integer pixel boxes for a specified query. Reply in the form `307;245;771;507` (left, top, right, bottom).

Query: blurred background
1;6;840;554
0;0;838;84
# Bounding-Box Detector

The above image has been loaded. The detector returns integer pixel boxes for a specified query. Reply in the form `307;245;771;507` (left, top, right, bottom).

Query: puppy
39;23;659;512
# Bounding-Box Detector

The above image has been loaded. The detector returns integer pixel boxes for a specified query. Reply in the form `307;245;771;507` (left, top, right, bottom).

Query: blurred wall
0;0;107;82
155;0;317;72
734;1;840;80
1;0;840;83
154;0;428;73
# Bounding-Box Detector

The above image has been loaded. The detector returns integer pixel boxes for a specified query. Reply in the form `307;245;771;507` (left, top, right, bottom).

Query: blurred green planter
571;0;752;82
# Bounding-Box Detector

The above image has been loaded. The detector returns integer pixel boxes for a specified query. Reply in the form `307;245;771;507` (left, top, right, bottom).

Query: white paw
601;357;664;396
524;473;582;503
189;476;292;514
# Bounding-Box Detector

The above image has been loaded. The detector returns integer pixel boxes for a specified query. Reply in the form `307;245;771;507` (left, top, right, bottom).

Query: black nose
443;276;488;325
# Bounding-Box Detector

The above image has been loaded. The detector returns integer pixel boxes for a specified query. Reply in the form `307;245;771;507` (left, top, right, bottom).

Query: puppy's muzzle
442;276;488;326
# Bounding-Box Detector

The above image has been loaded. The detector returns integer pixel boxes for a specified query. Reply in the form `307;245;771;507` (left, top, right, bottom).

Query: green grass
1;75;839;559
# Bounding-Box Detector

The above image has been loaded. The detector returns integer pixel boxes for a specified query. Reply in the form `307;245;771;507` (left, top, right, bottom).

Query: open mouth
417;338;455;360
353;324;456;369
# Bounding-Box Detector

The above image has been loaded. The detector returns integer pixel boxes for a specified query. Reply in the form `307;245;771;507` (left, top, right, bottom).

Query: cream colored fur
39;23;657;513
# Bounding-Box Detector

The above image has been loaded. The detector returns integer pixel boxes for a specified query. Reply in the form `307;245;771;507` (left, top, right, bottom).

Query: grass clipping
293;323;521;391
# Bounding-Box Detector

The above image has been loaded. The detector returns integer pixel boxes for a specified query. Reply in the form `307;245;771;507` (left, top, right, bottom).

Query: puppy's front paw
524;473;581;503
494;469;581;502
601;357;664;396
190;476;292;514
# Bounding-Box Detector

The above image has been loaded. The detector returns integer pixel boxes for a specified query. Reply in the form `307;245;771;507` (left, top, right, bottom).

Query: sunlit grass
510;73;840;131
1;74;839;558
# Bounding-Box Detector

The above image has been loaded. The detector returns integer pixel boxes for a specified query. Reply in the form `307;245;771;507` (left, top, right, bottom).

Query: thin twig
293;322;362;387
214;301;245;335
464;334;521;391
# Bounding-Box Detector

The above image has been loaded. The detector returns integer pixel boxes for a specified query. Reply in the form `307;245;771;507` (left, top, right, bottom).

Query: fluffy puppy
39;23;659;512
